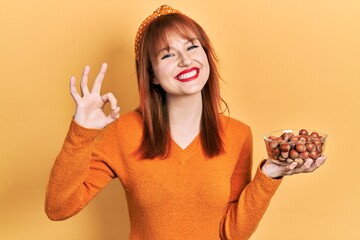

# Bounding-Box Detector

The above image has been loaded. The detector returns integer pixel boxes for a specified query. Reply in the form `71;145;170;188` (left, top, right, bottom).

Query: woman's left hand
261;156;327;179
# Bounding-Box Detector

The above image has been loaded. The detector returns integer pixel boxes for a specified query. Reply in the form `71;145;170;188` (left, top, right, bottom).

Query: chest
121;148;239;212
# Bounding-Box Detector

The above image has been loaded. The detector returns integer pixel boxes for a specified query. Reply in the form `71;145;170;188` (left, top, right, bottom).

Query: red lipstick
175;67;200;82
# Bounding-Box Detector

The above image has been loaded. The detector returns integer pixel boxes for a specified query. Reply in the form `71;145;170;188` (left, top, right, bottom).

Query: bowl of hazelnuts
264;129;327;166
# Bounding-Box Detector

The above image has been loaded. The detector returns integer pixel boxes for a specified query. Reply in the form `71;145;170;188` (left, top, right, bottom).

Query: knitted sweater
45;111;282;239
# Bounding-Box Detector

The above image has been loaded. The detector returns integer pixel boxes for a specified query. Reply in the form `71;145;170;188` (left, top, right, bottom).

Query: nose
178;52;192;67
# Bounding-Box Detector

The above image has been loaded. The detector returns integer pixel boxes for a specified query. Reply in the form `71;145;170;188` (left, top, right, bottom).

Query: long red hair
135;13;228;159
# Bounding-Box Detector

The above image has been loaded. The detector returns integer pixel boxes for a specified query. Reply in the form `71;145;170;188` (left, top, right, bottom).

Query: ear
152;77;160;85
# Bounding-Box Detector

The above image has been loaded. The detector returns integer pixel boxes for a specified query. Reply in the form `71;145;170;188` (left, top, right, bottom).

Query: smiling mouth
175;68;200;82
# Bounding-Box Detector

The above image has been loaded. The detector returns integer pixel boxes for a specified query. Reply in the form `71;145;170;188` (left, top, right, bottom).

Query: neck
167;93;202;134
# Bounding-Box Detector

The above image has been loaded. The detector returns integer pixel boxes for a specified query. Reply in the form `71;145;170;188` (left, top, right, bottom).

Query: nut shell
290;149;299;159
306;143;316;152
294;158;304;166
280;142;291;152
281;151;289;158
295;143;306;153
299;129;309;135
299;151;310;160
311;132;319;138
309;150;319;160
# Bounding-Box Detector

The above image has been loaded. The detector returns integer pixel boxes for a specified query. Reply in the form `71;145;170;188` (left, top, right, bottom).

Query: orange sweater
45;111;282;239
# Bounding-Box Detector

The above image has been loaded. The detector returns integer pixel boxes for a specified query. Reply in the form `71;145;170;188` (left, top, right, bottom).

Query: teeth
178;70;197;80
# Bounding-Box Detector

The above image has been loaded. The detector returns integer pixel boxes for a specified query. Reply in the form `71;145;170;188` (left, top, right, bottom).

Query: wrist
261;159;283;179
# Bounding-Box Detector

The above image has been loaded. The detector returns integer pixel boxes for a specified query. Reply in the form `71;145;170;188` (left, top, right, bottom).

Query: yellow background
1;0;359;239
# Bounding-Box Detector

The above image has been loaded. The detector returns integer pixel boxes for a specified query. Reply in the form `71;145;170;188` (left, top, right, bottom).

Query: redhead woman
45;5;326;239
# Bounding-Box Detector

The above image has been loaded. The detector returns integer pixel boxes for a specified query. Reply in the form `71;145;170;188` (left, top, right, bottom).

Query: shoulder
109;110;143;149
219;114;253;152
116;110;142;126
113;110;143;133
220;114;251;136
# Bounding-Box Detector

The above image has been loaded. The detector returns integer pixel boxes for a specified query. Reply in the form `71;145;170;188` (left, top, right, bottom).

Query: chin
183;86;205;95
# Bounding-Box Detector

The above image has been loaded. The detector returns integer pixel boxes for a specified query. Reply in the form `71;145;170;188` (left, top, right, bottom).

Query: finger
81;65;90;95
292;158;314;174
281;162;298;176
304;158;314;168
69;76;81;102
110;106;121;119
104;106;121;125
288;161;298;170
306;155;327;172
317;155;327;165
92;63;107;94
101;92;118;110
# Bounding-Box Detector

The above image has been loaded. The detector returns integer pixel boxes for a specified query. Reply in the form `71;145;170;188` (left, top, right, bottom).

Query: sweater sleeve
219;127;282;240
45;119;119;221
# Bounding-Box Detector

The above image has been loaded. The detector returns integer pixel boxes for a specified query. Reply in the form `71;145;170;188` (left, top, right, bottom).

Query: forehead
155;27;197;46
160;33;197;47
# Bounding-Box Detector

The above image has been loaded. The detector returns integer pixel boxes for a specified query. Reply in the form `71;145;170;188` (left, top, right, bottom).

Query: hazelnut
299;151;310;160
280;142;291;152
311;132;320;138
295;143;306;153
313;139;322;148
309;150;319;160
281;151;289;158
280;132;288;139
299;129;309;135
290;149;299;159
281;132;293;142
294;158;304;166
290;136;299;143
306;143;316;152
272;148;280;157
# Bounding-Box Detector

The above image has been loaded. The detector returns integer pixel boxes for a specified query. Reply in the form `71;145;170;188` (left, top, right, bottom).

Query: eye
160;53;174;60
187;45;199;51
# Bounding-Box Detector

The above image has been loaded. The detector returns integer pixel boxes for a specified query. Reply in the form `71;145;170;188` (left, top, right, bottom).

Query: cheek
199;50;209;66
151;63;160;78
154;62;173;78
202;57;210;79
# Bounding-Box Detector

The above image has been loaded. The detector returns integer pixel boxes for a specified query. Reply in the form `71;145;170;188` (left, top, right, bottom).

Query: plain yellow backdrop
1;0;359;239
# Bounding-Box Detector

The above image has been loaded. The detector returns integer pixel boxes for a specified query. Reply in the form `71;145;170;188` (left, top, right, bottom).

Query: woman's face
151;33;210;97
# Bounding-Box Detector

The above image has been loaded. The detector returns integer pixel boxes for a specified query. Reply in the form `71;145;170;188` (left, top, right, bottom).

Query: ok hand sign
70;63;120;129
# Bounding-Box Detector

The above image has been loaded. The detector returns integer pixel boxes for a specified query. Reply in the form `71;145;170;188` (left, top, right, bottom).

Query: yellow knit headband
134;5;182;61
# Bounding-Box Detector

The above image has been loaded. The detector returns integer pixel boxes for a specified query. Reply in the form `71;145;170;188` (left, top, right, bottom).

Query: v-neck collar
171;133;200;152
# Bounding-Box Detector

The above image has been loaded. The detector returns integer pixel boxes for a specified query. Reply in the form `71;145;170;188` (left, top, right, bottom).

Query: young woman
45;5;327;239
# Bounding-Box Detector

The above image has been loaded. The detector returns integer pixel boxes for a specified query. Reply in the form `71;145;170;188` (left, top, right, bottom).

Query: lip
175;67;200;82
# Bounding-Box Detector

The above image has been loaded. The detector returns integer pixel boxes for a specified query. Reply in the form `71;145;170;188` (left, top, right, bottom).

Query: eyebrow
156;38;199;56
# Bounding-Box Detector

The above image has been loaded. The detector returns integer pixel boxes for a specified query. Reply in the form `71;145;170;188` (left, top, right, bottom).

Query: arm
45;63;120;220
219;127;282;240
45;120;118;220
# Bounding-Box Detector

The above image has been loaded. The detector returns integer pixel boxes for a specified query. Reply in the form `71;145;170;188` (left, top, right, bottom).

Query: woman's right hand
70;63;120;129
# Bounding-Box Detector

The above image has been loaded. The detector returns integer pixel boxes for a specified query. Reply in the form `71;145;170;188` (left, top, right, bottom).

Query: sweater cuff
253;160;283;194
67;119;102;143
